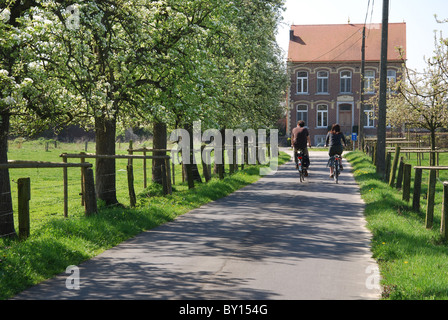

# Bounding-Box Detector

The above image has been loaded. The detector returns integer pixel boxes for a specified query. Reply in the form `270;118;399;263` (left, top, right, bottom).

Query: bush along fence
373;142;448;241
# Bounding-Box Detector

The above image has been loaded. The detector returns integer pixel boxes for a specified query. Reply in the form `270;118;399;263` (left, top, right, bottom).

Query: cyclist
291;120;311;175
325;124;347;178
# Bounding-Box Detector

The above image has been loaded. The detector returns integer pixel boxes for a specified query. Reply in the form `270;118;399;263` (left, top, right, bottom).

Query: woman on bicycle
325;124;347;178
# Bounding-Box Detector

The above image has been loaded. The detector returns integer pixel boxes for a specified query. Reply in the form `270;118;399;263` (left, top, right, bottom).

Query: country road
14;149;381;301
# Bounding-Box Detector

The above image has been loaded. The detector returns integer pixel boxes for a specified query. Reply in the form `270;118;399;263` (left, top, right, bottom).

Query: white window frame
340;71;352;94
317;71;329;94
387;69;397;93
296;104;308;125
297;71;308;94
317;104;328;128
364;105;375;128
364;70;375;93
387;69;397;83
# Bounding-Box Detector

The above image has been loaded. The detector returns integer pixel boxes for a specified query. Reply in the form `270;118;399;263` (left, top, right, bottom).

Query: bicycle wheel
297;153;304;182
334;155;341;184
298;161;304;182
334;165;339;183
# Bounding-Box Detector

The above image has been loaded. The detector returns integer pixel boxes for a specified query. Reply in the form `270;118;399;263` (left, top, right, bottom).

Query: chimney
289;29;294;41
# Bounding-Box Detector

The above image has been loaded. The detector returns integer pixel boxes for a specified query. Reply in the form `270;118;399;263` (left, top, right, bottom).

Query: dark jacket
325;132;347;147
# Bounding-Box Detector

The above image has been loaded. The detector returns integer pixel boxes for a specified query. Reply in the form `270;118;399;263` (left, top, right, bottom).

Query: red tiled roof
288;23;406;63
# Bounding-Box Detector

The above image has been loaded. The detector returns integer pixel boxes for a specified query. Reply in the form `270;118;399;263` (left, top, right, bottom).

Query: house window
387;69;396;83
297;71;308;94
296;104;308;125
340;71;352;93
317;104;328;128
364;105;375;127
317;71;329;93
364;70;375;93
387;69;397;92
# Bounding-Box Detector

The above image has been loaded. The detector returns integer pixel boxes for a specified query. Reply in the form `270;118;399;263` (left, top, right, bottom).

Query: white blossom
4;96;16;105
22;78;34;85
0;9;10;22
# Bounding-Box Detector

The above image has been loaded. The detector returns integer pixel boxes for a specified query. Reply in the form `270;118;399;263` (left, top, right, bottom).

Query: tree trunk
180;123;203;188
0;112;16;238
430;128;436;166
152;121;167;185
183;123;195;189
95;116;119;205
218;128;225;179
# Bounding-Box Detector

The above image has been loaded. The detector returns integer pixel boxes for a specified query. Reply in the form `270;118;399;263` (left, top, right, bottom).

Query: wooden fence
375;144;448;240
6;138;270;239
0;160;96;239
442;182;448;241
126;141;266;187
126;144;174;188
60;152;172;208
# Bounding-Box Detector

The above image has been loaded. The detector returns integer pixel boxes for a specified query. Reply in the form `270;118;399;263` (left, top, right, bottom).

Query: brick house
286;23;406;146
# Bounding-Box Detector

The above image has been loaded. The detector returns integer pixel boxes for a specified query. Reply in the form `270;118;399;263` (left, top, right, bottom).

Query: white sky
276;0;448;72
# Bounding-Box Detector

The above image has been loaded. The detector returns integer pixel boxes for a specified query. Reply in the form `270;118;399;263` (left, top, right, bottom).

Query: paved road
14;149;381;300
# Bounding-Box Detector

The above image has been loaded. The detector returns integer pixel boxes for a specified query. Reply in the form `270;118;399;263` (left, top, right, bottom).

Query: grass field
0;139;290;300
345;150;448;299
6;139;161;223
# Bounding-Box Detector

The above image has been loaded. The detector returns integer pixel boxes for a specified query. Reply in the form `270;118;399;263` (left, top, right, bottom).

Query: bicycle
296;150;308;182
328;154;342;184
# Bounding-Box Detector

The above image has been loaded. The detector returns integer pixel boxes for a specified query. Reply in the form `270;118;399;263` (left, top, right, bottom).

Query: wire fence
2;139;273;239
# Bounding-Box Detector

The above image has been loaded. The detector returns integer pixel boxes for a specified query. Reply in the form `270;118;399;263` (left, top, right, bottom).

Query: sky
276;0;448;72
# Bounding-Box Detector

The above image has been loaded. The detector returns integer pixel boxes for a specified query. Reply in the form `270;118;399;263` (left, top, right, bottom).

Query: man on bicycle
291;120;311;175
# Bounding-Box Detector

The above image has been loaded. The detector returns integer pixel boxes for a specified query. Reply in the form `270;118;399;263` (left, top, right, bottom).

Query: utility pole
376;0;389;178
359;26;366;151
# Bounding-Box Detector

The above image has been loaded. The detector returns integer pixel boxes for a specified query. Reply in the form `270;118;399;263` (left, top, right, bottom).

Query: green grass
345;151;448;300
0;139;290;300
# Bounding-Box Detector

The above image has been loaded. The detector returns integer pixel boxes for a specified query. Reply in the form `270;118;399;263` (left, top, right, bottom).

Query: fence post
84;168;97;216
18;177;31;240
172;162;175;185
62;156;68;218
127;164;136;207
402;163;411;202
426;169;437;229
164;157;172;194
385;152;391;183
441;182;448;241
80;152;86;206
413;168;423;212
396;157;404;189
128;140;133;166
161;161;168;195
143;148;147;189
389;146;401;187
233;136;238;173
228;142;234;175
